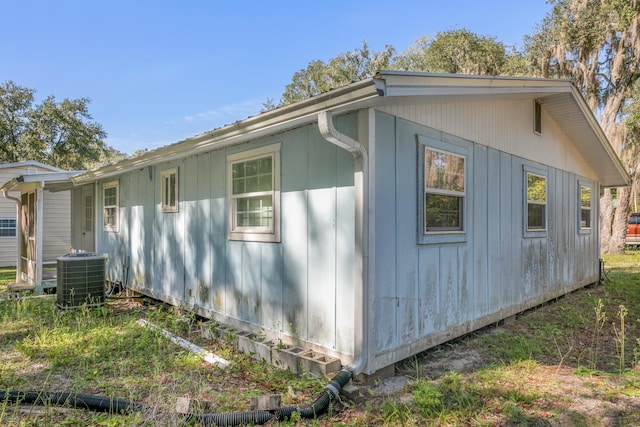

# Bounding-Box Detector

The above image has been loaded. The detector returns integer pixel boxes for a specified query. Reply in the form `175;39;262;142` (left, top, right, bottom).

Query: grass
0;267;14;291
2;254;640;426
373;252;640;426
0;270;325;426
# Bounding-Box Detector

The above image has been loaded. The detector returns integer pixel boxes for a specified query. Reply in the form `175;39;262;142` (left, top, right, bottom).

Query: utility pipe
317;110;370;376
0;369;353;426
137;319;230;368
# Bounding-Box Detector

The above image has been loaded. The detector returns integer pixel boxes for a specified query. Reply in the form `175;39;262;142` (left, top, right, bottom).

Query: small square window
103;180;119;232
0;218;17;238
161;168;179;212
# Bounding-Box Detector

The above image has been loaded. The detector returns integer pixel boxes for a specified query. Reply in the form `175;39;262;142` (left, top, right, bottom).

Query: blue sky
2;1;552;155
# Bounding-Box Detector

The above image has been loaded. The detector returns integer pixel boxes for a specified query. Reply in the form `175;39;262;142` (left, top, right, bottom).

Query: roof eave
72;79;381;185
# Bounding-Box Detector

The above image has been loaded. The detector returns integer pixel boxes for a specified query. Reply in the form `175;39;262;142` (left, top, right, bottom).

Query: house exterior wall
42;190;71;261
0;163;72;267
370;104;600;371
70;97;605;374
87;116;358;360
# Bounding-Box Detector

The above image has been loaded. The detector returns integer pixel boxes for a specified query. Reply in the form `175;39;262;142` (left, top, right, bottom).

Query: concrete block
272;346;305;373
199;321;218;341
176;397;215;414
299;350;341;376
236;331;253;353
341;382;365;404
251;337;272;362
236;333;272;362
251;394;281;411
356;363;395;385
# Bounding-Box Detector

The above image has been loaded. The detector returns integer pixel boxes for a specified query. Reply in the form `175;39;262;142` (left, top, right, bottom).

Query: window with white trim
579;183;592;230
227;143;280;242
526;171;546;232
103;180;119;232
423;147;465;232
0;218;16;238
161;168;179;212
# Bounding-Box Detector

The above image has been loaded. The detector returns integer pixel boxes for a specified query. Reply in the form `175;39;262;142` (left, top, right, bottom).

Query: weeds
589;298;607;369
0;289;323;425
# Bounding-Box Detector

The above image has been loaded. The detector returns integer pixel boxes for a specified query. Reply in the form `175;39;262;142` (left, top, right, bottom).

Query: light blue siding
92;118;357;357
79;104;601;373
373;112;600;369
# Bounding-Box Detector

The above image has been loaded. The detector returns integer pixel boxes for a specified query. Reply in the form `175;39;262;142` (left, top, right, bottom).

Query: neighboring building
67;72;628;375
0;161;79;289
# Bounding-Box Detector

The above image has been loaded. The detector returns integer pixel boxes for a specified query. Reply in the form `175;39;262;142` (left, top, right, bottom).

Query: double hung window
103;180;119;232
579;183;592;230
161;168;179;212
417;132;470;244
227;143;280;242
525;170;547;233
424;148;465;232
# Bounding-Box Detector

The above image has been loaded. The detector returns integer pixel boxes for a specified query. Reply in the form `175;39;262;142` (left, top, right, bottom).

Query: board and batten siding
92;117;357;359
371;106;600;370
42;190;71;261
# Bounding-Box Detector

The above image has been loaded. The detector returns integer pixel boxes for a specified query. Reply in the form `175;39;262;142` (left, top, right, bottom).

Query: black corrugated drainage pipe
0;391;145;413
185;368;353;426
0;368;354;426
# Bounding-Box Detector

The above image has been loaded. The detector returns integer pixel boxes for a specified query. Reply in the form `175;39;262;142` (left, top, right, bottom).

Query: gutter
0;189;22;282
72;79;379;185
317;110;370;376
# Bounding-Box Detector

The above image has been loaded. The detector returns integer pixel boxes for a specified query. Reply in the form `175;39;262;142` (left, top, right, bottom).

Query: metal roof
0;160;66;172
71;71;629;187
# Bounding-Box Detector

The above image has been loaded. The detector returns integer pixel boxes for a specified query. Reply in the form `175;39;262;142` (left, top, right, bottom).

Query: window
0;218;16;238
84;194;93;233
161;168;179;212
534;100;542;135
424;148;465;232
579;184;592;230
103;180;119;232
227;143;280;242
417;132;471;245
526;172;546;232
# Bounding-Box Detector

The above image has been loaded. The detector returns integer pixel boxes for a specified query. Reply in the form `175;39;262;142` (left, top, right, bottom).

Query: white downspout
1;190;22;283
318;110;370;376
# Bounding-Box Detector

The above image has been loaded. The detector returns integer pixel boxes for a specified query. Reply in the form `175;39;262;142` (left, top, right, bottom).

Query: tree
525;0;640;254
0;81;117;170
280;40;395;105
392;29;509;75
0;81;34;162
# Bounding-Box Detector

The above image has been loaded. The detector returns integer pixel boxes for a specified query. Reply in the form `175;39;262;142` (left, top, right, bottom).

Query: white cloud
183;99;264;123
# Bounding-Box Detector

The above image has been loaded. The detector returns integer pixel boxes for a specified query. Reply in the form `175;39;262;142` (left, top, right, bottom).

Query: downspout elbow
1;189;21;205
318;111;368;163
